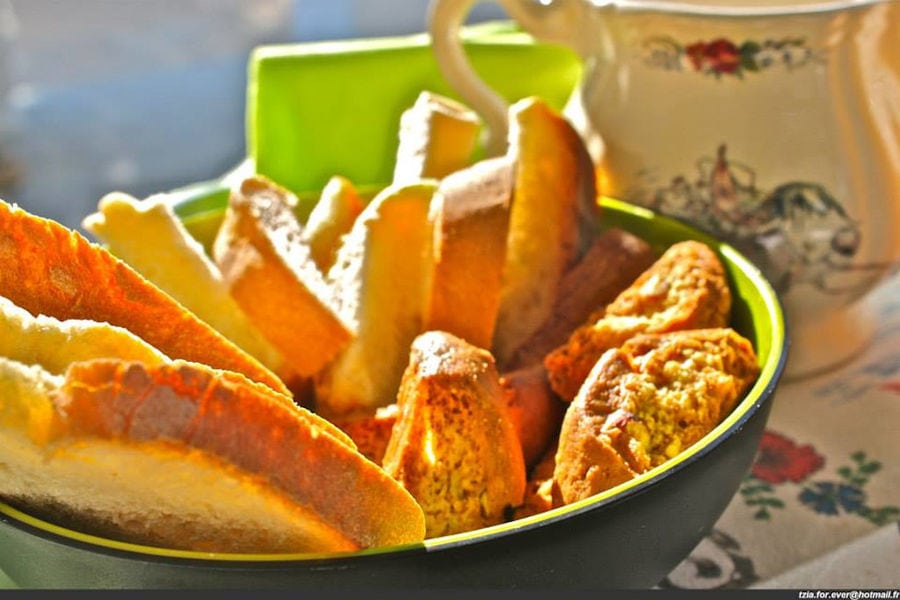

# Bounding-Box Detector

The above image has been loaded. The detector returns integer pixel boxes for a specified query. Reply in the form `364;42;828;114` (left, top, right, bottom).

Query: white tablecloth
662;271;900;590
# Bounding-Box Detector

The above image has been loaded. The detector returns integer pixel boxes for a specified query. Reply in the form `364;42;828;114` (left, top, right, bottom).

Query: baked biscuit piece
303;175;364;274
314;182;436;419
82;192;287;377
332;404;399;466
424;155;513;349
553;328;759;504
492;97;599;368
505;228;656;370
213;176;353;379
392;90;481;185
499;364;566;469
382;331;526;538
544;240;731;401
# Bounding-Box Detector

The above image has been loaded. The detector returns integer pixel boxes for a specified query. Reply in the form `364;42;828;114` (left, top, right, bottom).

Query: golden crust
55;359;424;550
0;200;287;395
553;328;759;504
544;240;732;401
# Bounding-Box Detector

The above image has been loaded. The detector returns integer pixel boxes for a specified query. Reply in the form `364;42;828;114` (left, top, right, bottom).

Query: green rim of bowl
0;194;787;564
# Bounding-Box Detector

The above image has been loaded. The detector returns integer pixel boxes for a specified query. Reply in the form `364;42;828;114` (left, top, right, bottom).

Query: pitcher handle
428;0;578;156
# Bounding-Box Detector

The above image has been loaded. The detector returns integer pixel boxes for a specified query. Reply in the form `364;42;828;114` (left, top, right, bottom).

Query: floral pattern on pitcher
630;144;890;296
643;36;822;78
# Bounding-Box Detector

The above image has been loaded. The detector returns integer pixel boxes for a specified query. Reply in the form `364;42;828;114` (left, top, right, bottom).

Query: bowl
0;23;788;590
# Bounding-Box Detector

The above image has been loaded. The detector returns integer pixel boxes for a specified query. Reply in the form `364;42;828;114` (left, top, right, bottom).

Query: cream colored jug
430;0;900;379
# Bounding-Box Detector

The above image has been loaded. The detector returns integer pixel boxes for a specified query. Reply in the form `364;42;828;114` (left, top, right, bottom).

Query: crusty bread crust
0;357;425;553
0;200;287;395
0;295;168;375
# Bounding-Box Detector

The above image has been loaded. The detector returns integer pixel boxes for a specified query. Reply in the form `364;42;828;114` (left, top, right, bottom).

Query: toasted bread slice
0;357;425;553
314;181;437;419
82;192;287;376
499;364;566;469
213;176;353;378
492;97;599;368
0;200;286;395
504;228;656;370
392;91;482;185
513;440;563;520
332;403;399;466
0;295;169;375
554;328;759;504
303;175;365;274
424;155;513;349
382;331;526;538
544;240;732;401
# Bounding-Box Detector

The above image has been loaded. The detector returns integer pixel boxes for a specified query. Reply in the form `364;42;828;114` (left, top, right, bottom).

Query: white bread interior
315;181;437;419
302;175;364;274
0;295;169;374
392;90;481;185
82;192;287;376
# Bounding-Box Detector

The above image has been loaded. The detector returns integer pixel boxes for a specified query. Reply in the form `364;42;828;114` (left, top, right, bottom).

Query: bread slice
382;331;526;538
424;155;513;349
0;295;168;375
0;356;425;553
303;175;365;274
544;240;733;401
499;364;566;469
314;181;437;419
331;403;399;466
82;192;287;377
0;199;286;395
392;90;481;185
492;97;599;368
553;328;759;504
504;228;656;370
213;176;353;378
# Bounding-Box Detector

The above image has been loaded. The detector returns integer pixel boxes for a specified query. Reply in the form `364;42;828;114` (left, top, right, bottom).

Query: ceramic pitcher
429;0;900;378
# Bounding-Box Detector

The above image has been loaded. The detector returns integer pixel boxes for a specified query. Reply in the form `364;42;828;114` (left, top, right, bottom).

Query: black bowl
0;196;788;589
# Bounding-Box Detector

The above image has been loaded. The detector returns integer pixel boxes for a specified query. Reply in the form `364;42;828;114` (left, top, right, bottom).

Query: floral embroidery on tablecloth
740;430;900;525
880;380;900;394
